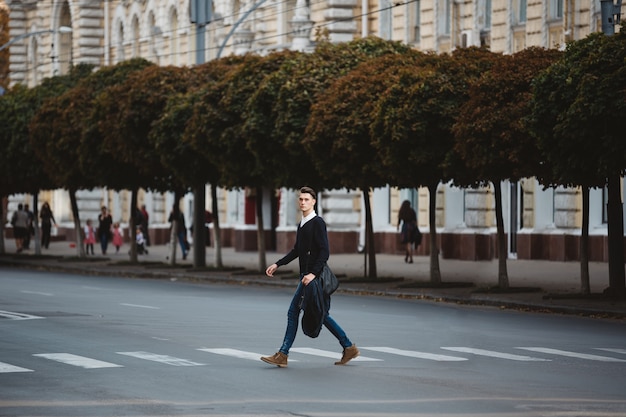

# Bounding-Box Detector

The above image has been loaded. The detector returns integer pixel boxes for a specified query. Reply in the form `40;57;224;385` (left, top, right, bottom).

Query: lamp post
0;26;72;52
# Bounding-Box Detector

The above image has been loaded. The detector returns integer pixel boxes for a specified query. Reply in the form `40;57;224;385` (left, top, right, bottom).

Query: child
136;227;148;255
112;223;124;253
83;219;96;255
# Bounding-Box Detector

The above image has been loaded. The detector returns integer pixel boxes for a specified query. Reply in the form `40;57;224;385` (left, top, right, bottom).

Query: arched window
132;15;140;58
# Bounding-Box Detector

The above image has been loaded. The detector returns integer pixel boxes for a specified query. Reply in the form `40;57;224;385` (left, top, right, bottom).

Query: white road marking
290;347;382;361
0;310;44;320
20;290;53;296
117;351;205;366
517;347;626;362
596;348;626;355
198;348;298;362
362;347;468;361
119;303;160;309
0;362;34;373
33;353;123;369
441;347;550;361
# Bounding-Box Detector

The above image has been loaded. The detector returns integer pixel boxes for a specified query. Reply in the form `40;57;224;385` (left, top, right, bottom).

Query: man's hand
266;263;278;277
301;273;316;286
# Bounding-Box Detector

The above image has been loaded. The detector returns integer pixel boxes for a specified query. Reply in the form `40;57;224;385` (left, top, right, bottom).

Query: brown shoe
261;351;288;368
335;344;360;365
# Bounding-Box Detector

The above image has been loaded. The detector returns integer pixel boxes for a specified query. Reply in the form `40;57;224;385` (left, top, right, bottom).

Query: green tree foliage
95;65;195;262
271;36;412;189
305;49;433;278
0;64;93;254
371;48;497;284
453;47;560;289
29;60;151;257
531;31;626;296
151;57;244;267
187;52;294;271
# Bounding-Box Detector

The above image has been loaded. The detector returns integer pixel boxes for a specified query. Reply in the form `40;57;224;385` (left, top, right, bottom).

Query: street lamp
0;26;72;52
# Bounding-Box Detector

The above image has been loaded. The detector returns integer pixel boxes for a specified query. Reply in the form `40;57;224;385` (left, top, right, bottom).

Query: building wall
4;0;625;261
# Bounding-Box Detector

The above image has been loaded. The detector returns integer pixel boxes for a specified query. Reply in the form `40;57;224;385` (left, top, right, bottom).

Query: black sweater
275;216;329;277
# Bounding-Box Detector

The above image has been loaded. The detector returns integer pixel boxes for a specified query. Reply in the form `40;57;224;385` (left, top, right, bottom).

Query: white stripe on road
197;348;297;362
362;347;467;361
0;310;44;320
119;303;160;309
596;348;626;355
0;362;34;373
441;347;550;361
290;347;382;362
517;347;626;362
33;353;123;368
20;290;53;296
117;351;205;366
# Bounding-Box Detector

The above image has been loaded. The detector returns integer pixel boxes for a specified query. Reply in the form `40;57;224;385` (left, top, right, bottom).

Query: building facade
3;0;624;261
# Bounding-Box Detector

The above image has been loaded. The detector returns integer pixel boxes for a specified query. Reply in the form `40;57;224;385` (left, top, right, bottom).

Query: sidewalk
1;240;625;319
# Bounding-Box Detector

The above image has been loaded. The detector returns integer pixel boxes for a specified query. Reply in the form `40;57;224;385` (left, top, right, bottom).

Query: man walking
261;187;359;368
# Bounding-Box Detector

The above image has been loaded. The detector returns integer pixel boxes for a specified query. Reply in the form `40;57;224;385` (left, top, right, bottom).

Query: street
1;267;626;417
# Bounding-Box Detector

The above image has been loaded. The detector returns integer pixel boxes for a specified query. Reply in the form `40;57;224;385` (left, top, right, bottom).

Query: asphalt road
1;268;626;417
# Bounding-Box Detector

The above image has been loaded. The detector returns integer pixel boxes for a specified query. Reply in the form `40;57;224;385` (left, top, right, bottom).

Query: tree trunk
363;188;377;279
493;181;509;289
32;193;41;255
69;189;85;258
128;189;138;263
211;185;223;268
606;173;625;297
428;183;441;284
255;186;267;273
0;196;5;254
580;185;590;295
193;185;206;268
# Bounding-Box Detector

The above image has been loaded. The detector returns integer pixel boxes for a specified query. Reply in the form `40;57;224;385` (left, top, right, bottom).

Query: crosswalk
1;345;625;374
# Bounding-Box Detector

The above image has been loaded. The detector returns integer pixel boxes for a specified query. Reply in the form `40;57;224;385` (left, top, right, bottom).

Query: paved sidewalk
1;240;625;319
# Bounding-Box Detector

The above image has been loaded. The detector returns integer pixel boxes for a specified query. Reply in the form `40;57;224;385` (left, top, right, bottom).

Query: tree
95;65;195;263
531;31;626;297
151;57;244;268
453;47;560;289
372;48;496;284
187;53;292;272
0;64;93;255
30;59;152;257
305;49;432;279
271;37;412;190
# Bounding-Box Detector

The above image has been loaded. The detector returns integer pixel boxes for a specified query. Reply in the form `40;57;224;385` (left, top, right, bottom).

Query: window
549;0;563;20
438;0;451;36
514;0;527;24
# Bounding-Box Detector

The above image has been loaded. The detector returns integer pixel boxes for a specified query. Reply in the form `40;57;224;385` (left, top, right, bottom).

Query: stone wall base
22;227;626;263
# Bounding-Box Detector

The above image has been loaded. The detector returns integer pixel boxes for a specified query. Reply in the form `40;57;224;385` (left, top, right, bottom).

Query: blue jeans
100;234;109;254
279;282;352;355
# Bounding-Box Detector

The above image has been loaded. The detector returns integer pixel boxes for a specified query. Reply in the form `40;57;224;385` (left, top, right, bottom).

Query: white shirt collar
300;211;317;227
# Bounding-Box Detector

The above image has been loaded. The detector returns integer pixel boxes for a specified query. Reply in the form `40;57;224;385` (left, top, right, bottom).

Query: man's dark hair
300;186;317;199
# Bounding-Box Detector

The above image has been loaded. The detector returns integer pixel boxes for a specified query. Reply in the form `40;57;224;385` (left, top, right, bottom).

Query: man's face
299;192;316;216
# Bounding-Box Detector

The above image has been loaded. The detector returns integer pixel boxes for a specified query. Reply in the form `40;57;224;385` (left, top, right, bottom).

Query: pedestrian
97;206;113;255
84;219;96;255
168;205;188;260
140;204;150;246
397;200;421;264
10;203;29;253
135;227;148;255
39;202;56;249
261;186;359;368
22;204;34;250
112;222;124;253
